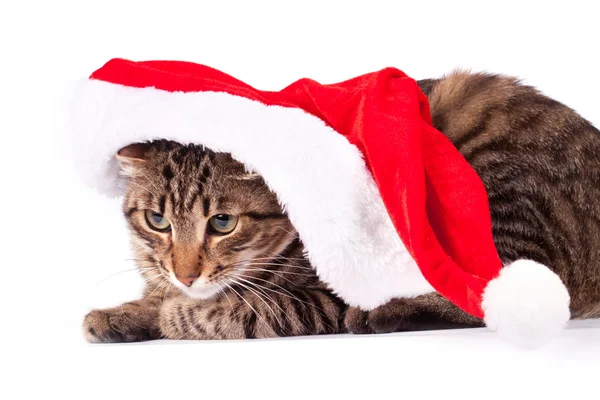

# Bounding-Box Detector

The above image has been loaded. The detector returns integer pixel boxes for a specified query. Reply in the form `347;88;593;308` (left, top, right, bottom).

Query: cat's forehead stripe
159;195;166;215
202;198;210;217
186;192;199;213
163;164;174;180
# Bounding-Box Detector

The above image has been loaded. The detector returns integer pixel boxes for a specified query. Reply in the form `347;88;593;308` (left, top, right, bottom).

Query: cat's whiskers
219;264;301;286
247;263;313;270
214;281;235;316
230;258;311;268
227;258;314;271
130;243;153;253
232;275;303;333
219;260;313;284
142;273;164;285
162;283;171;303
231;255;308;264
95;267;158;286
226;272;297;300
238;266;297;286
226;272;336;333
223;278;278;337
228;272;330;315
274;225;300;238
222;280;258;318
144;279;168;301
228;278;285;330
260;247;305;261
239;265;315;276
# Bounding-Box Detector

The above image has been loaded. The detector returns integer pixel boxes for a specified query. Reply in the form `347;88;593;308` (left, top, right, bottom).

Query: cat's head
116;140;298;299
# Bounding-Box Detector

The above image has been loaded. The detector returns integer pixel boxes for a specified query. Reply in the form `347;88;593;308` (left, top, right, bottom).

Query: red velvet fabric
91;58;503;318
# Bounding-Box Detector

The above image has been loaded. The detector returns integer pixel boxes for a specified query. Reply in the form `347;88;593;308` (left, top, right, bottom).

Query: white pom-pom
482;259;570;348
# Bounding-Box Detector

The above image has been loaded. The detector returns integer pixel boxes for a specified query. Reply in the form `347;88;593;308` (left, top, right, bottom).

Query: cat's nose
175;273;199;287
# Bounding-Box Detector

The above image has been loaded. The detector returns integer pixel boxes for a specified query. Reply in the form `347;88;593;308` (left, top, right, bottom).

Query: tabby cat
84;70;600;342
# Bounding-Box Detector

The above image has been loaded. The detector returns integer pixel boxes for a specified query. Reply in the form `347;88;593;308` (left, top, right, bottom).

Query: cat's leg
159;287;344;340
159;295;246;340
344;292;484;334
83;295;164;343
571;301;600;319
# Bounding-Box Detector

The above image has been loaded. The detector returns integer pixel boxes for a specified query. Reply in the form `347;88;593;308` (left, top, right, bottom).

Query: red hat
71;58;570;346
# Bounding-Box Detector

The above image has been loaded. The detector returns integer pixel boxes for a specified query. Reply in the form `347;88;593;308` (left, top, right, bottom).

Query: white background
2;1;599;399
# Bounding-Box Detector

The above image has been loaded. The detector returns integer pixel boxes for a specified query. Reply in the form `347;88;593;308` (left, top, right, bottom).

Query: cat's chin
178;284;222;300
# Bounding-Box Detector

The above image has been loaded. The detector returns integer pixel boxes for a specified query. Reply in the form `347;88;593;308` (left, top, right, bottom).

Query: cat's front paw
365;298;418;333
344;299;418;334
345;296;484;335
83;307;160;343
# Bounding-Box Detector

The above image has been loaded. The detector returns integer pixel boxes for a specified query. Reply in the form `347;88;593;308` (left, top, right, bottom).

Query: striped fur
84;141;345;342
346;71;600;334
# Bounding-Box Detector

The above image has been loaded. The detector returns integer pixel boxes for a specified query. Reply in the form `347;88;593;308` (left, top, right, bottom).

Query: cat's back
419;70;600;314
420;70;600;159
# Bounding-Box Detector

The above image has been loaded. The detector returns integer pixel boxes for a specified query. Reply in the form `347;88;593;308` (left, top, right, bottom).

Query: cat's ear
116;142;151;176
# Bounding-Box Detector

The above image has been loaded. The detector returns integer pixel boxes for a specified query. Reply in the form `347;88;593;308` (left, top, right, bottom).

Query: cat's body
84;70;600;342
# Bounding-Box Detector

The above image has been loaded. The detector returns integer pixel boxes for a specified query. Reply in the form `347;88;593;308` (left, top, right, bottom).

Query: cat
83;70;600;342
345;70;600;333
83;140;346;342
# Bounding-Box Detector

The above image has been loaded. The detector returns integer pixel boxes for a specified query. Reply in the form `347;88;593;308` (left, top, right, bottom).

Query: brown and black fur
345;71;600;333
83;141;345;342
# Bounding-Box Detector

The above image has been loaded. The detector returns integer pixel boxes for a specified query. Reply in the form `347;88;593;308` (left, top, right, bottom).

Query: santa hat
70;58;570;346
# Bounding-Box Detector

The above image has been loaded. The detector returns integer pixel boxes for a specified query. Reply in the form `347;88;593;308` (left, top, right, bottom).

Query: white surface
2;0;599;399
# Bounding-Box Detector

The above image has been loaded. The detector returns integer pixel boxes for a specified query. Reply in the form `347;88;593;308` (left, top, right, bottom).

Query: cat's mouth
169;274;223;300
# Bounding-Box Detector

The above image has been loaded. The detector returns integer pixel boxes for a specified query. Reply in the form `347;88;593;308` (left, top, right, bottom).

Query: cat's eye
144;210;171;232
209;214;238;234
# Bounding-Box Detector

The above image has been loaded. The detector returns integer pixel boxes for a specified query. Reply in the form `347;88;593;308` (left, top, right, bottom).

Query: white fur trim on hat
69;79;435;310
